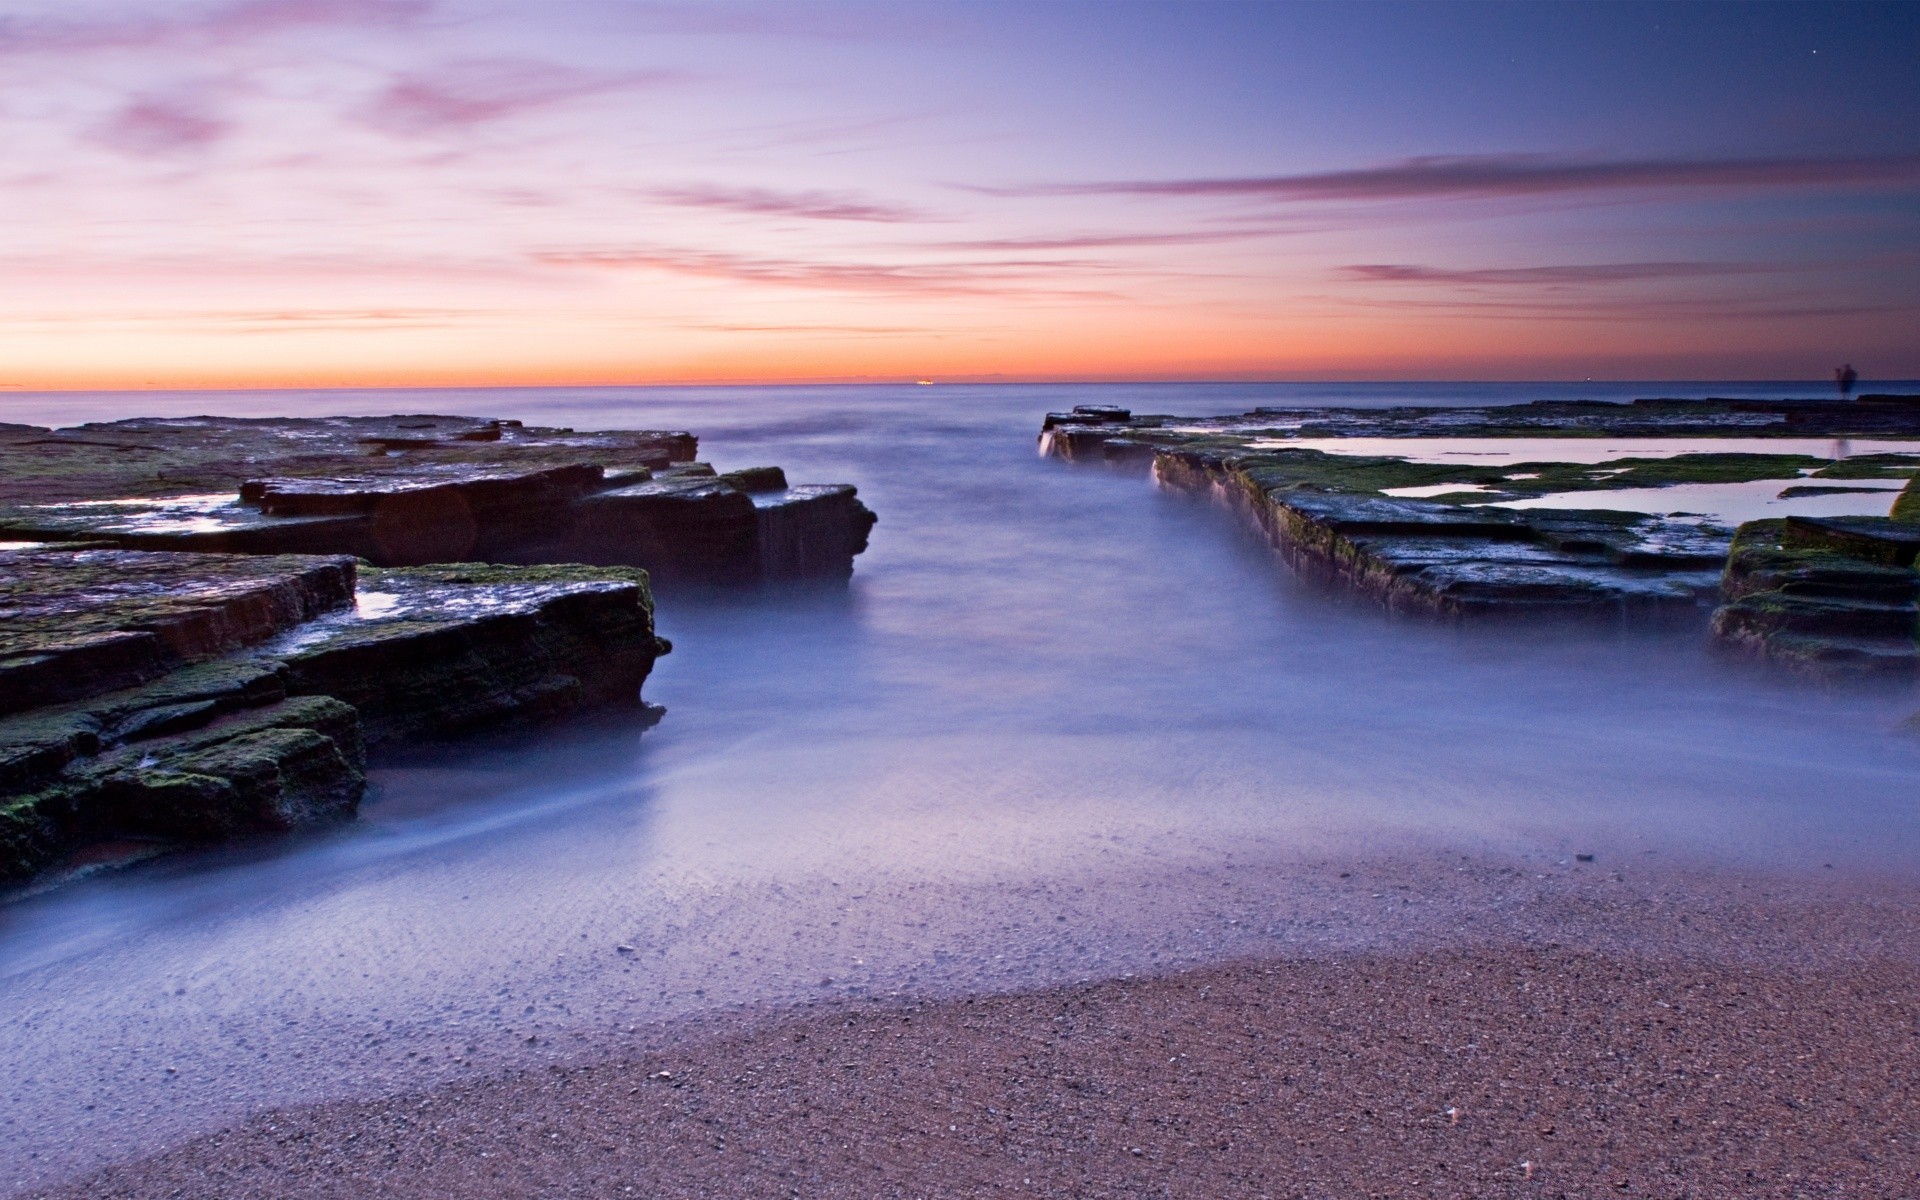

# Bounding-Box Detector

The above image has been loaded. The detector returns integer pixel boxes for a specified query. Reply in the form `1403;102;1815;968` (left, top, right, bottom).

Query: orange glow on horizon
5;308;1907;392
3;3;1915;395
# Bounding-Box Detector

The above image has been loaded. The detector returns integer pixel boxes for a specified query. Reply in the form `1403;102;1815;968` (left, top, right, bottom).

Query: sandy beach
29;856;1919;1200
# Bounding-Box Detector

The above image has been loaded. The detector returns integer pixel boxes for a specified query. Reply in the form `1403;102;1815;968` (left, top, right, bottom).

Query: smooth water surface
3;382;1919;1190
1259;435;1920;465
1484;477;1910;525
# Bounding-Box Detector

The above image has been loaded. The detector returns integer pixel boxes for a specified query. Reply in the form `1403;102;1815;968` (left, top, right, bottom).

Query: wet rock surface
0;414;877;886
1;547;666;887
1042;399;1920;659
1712;514;1920;679
1042;393;1920;442
0;548;355;715
0;416;874;584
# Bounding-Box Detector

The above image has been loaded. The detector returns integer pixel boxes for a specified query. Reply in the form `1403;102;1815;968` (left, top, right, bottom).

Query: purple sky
3;0;1917;387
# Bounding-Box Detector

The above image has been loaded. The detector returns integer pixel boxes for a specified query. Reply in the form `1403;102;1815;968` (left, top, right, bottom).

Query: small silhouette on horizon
1836;363;1859;399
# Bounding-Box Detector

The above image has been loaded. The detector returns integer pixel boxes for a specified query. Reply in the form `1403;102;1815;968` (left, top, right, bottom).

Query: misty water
4;382;1920;1189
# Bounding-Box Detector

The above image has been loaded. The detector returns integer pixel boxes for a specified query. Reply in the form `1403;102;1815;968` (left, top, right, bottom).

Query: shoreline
15;851;1919;1198
35;938;1918;1198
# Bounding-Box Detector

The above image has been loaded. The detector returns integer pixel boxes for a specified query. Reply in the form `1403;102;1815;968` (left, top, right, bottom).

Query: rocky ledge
0;415;875;585
1042;400;1920;676
1712;517;1920;677
2;546;667;886
0;413;879;888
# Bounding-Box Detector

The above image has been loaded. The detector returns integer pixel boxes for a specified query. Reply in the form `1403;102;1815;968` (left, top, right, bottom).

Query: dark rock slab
1;548;666;886
1143;444;1729;619
720;466;789;493
1785;516;1920;568
1710;520;1919;679
1;695;369;884
1042;399;1920;633
562;475;760;583
0;494;375;558
0;415;874;584
271;562;665;744
0;548;354;715
0;416;692;504
753;486;878;582
1043;394;1920;442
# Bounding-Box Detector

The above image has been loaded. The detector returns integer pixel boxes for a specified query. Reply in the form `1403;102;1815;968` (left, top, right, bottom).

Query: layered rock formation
1710;508;1920;678
1146;443;1728;617
1042;401;1920;670
1;547;666;885
1042;393;1920;447
0;412;885;886
0;416;875;584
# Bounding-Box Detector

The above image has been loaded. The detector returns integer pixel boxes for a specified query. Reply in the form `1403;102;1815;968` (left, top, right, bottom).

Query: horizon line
5;376;1916;396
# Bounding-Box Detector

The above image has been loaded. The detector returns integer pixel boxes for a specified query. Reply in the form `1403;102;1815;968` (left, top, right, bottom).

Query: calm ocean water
3;381;1919;1189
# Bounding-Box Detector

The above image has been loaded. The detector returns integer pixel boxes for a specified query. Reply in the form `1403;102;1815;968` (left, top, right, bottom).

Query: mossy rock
1894;476;1920;523
101;726;362;839
0;549;355;715
1711;518;1920;676
720;466;788;493
0;695;367;883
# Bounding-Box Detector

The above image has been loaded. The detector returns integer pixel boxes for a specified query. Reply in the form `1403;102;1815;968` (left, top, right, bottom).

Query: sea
3;381;1919;1190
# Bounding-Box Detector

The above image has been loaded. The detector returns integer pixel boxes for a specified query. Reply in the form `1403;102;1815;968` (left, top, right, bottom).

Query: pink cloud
646;184;932;223
0;0;430;55
91;95;230;156
983;153;1920;203
359;59;673;135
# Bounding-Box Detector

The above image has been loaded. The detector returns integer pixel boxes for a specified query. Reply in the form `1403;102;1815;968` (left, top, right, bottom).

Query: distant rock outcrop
0;415;875;584
1040;400;1920;674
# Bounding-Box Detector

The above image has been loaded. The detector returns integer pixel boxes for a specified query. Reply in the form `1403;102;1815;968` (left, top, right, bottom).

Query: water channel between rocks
3;382;1920;1192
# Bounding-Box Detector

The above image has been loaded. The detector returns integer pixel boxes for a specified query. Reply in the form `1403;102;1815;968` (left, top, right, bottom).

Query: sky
2;0;1918;389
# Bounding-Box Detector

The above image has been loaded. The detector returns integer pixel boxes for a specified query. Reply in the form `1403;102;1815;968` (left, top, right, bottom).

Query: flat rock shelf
1041;397;1920;680
1;548;668;887
0;413;879;888
0;415;876;585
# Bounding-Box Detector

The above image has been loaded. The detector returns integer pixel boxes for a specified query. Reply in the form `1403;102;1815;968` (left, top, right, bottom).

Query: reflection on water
1381;482;1498;498
1257;436;1920;465
1483;477;1907;525
3;382;1920;1191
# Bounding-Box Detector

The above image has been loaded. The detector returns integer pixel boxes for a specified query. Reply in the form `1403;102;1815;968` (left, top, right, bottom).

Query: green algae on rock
0;413;864;888
0;548;356;715
1710;518;1920;679
1;546;667;887
1040;400;1920;670
0;415;876;585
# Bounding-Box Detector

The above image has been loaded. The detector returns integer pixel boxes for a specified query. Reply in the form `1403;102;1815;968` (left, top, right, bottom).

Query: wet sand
33;869;1919;1200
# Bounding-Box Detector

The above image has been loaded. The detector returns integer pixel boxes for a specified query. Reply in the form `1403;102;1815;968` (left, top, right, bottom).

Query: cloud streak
0;0;430;56
677;322;930;336
984;153;1920;203
0;307;482;336
90;95;231;156
1339;261;1786;286
930;229;1293;251
645;184;932;223
536;246;1113;298
359;59;673;135
1332;292;1913;322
